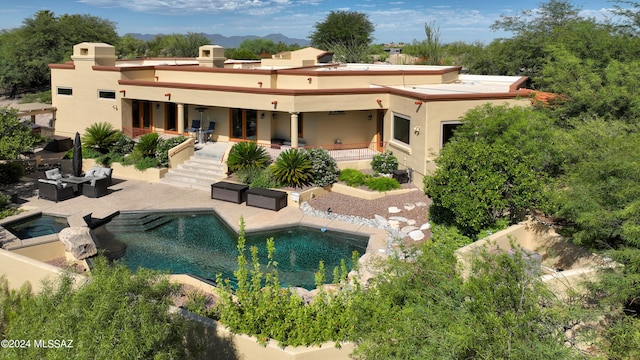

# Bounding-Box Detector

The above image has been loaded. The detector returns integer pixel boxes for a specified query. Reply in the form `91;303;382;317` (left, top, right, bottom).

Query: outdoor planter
246;188;288;211
211;181;248;204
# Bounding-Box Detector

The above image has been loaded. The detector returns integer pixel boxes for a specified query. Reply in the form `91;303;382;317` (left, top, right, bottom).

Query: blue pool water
93;211;368;290
3;214;69;239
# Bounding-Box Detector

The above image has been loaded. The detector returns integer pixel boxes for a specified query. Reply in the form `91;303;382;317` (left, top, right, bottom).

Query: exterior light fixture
164;93;171;101
271;100;278;105
414;100;423;105
119;90;126;97
154;76;159;81
307;77;312;83
258;81;263;87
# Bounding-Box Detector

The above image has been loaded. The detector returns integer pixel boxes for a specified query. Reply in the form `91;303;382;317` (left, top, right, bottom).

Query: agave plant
226;142;270;173
271;148;313;188
82;122;119;154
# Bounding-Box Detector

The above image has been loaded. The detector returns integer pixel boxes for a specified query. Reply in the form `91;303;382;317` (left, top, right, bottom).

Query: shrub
110;131;135;156
227;142;270;173
338;168;370;187
0;162;25;185
134;132;160;158
365;176;400;192
236;166;280;188
156;136;188;167
371;151;398;174
249;167;280;189
272;149;313;188
133;156;159;171
307;148;339;187
82;122;119;154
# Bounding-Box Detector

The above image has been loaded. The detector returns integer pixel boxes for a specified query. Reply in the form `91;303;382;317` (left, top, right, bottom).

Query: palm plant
271;149;313;188
133;132;160;158
82;122;119;154
226;142;270;173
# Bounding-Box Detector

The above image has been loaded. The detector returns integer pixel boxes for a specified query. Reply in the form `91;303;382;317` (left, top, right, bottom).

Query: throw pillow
45;168;61;180
84;169;95;177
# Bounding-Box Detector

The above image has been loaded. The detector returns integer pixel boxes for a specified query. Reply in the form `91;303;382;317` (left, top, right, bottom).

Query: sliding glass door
230;108;257;140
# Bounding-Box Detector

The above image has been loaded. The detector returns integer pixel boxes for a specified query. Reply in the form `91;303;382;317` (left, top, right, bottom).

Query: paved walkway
4;176;389;257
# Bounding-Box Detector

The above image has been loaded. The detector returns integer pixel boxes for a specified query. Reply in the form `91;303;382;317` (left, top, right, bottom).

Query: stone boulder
58;227;98;260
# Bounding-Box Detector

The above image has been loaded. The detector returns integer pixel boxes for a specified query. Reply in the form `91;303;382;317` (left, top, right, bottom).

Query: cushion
90;178;97;187
38;179;58;185
101;168;113;178
84;169;95;177
45;168;61;180
55;180;63;189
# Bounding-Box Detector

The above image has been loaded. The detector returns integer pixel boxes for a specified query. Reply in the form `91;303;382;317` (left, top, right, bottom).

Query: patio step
160;143;229;192
105;213;174;233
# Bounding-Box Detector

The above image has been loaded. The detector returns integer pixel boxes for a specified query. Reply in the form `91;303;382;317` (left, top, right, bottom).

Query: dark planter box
246;188;288;211
211;181;249;204
392;170;409;184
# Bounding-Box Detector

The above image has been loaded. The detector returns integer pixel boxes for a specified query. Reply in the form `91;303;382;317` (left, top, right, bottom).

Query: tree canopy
0;10;118;95
309;10;374;51
0;106;42;159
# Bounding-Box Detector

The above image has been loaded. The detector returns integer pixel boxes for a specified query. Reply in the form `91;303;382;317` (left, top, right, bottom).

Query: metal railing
262;141;386;162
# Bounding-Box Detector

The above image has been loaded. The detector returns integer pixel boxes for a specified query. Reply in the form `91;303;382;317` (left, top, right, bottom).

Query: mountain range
127;33;310;48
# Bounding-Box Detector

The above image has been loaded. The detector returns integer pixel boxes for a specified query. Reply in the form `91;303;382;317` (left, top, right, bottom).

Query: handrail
168;137;195;158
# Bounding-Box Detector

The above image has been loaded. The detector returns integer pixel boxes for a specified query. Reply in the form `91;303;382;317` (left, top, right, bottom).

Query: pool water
3;214;69;239
93;211;368;290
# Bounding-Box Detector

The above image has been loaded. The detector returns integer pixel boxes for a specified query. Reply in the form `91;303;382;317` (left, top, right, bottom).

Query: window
392;113;411;145
57;87;72;96
441;121;462;147
98;90;116;100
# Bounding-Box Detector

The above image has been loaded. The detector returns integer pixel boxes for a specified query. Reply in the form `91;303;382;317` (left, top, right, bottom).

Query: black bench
246;188;288;211
211;181;249;204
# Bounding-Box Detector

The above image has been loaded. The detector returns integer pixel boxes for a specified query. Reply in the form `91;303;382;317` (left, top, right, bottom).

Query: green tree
310;11;374;50
0;106;42;159
237;38;279;57
0;11;117;94
116;34;147;59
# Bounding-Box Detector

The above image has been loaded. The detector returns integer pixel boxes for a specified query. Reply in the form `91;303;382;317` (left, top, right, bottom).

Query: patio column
289;112;299;148
177;103;184;134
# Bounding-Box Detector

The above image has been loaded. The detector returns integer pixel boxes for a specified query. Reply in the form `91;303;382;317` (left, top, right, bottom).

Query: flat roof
386;74;524;95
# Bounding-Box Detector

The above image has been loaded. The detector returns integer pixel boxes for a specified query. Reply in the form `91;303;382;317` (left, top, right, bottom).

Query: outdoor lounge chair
37;179;75;202
82;176;110;198
187;119;201;134
204;121;216;140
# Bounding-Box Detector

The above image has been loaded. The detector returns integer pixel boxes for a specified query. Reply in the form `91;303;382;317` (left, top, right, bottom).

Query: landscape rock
407;219;417;226
374;214;388;227
409;230;425;241
58;227;98;260
415;202;428;207
404;203;416;211
388;216;408;222
388;206;401;214
401;225;419;234
420;222;432;230
387;220;400;229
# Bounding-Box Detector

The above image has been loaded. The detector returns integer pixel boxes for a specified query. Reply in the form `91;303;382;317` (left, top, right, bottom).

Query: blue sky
0;0;625;44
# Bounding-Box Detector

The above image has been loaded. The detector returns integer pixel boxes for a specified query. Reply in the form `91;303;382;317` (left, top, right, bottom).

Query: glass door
230;108;258;140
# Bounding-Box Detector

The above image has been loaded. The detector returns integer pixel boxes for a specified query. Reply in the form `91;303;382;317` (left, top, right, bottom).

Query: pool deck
4;177;390;260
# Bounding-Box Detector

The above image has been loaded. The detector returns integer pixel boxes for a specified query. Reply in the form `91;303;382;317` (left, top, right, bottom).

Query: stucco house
49;42;532;185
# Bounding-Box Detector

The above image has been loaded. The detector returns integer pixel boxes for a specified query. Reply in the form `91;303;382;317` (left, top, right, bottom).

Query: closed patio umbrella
72;132;82;177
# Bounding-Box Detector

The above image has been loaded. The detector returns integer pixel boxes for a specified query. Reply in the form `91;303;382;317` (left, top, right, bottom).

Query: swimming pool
92;210;368;290
2;213;69;240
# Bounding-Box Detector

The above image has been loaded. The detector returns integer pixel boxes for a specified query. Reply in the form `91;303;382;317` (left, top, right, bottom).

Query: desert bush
271;148;313;188
227;142;270;173
307;148;339;187
371;151;398;174
365;176;400;191
110;131;135;156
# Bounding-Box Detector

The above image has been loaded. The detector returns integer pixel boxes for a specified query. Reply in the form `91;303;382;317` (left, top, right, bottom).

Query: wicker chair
37;179;76;202
81;177;110;198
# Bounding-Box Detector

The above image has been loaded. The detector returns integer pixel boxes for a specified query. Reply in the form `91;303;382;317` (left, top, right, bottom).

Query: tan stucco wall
0;248;87;293
52;68;122;138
